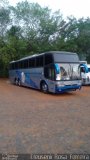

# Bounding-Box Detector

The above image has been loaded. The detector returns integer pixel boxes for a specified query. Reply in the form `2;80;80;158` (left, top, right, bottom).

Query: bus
9;51;82;93
80;61;90;85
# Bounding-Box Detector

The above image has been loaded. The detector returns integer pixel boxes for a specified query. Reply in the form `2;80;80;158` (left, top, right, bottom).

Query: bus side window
29;58;35;68
36;55;43;67
80;67;85;73
44;54;53;65
44;65;55;80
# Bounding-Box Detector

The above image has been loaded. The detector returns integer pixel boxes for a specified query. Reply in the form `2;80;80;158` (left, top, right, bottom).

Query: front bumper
55;84;81;93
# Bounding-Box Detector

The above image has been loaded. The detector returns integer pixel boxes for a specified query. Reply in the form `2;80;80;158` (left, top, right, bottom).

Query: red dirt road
0;78;90;153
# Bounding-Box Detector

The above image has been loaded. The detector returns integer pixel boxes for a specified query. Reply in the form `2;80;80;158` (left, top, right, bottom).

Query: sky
8;0;90;19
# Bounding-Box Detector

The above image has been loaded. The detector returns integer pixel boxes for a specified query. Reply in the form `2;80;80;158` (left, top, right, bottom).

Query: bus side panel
9;68;44;90
28;68;44;89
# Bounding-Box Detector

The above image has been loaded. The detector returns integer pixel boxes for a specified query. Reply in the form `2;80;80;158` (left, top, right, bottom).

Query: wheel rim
15;79;18;85
18;80;21;86
42;83;48;92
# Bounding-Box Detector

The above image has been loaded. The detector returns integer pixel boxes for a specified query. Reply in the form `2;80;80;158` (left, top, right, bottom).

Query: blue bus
9;51;82;93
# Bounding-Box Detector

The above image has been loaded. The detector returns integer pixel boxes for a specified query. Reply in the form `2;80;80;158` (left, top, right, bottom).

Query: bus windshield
56;63;80;80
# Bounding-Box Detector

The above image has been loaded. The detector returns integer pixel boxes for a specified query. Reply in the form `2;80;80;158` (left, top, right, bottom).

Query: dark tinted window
44;54;53;65
15;62;18;69
20;61;23;69
44;65;55;80
29;58;35;68
80;67;85;73
23;60;28;68
36;55;43;67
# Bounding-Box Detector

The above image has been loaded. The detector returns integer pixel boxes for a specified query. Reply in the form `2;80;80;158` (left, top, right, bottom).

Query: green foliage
0;8;10;37
0;0;90;77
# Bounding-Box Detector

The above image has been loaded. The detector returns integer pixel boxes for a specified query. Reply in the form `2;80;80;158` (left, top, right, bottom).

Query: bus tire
15;78;18;85
41;82;48;93
18;79;21;86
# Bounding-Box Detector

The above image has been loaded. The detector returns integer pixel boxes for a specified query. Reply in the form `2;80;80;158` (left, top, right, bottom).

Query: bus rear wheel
41;82;48;93
18;79;21;86
15;78;21;86
15;78;18;85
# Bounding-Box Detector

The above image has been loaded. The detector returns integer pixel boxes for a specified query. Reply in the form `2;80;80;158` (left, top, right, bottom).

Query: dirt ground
0;78;90;154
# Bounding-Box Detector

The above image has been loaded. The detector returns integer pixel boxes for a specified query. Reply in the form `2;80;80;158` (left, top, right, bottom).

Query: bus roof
46;51;77;55
10;51;79;63
51;51;79;63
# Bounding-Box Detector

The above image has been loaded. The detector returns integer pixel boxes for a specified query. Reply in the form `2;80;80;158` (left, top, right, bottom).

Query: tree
0;4;10;37
10;1;65;52
75;18;90;61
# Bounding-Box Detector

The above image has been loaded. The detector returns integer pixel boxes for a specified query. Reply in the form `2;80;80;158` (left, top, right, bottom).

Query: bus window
44;65;55;80
36;55;43;67
44;54;53;65
29;58;35;68
15;62;18;69
80;67;85;73
23;60;29;68
20;61;23;69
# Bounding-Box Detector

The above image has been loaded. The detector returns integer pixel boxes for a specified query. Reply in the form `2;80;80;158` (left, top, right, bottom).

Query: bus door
44;64;56;92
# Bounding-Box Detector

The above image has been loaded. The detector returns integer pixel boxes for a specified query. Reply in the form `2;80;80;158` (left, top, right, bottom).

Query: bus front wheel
41;82;48;93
